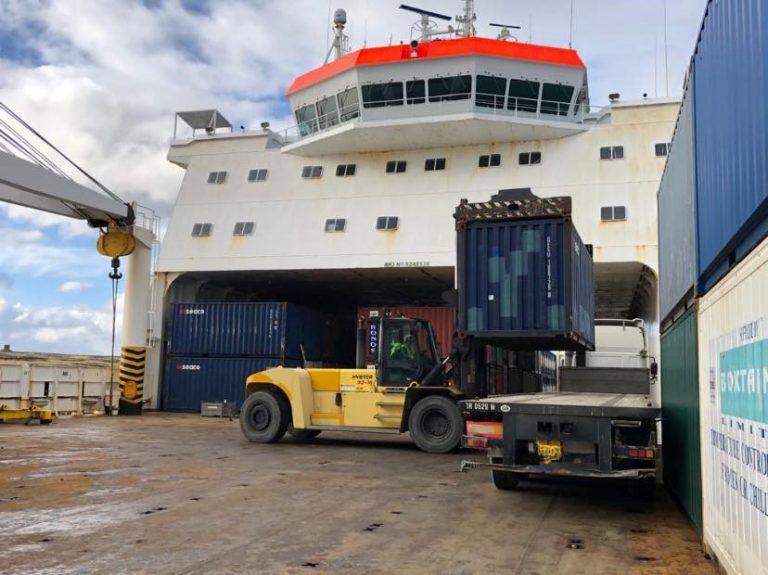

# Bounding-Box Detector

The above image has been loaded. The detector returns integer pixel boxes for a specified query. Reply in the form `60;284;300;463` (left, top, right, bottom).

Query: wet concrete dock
0;414;713;574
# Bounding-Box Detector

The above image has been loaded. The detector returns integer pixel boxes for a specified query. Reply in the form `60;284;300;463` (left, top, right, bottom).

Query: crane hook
109;257;122;280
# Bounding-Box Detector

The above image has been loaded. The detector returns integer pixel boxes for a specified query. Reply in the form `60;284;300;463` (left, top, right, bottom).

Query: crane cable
107;257;122;416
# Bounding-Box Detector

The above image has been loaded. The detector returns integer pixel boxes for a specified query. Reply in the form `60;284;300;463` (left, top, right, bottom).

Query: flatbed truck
460;319;661;490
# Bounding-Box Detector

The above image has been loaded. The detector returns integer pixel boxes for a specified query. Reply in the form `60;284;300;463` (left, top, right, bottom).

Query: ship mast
324;8;350;64
455;0;477;37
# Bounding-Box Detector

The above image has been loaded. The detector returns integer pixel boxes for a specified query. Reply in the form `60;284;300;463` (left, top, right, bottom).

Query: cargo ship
140;1;680;410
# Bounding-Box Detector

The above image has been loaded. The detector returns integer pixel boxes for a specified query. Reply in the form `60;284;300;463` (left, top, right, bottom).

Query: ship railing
278;93;589;142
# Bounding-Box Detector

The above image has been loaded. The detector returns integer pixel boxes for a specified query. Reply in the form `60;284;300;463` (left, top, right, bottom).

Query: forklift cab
373;318;441;388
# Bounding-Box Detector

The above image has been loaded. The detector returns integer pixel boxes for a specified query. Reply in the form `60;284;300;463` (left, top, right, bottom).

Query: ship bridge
281;37;589;156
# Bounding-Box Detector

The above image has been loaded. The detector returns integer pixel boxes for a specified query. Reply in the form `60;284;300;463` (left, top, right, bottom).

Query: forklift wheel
491;469;521;490
288;427;321;441
240;391;290;443
408;396;463;454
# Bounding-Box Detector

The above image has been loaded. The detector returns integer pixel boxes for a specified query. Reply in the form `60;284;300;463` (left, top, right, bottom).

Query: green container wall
661;308;702;534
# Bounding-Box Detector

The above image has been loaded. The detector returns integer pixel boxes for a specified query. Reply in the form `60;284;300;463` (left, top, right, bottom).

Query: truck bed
462;392;659;419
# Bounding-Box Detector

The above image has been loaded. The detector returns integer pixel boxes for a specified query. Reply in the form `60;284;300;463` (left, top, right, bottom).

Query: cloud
0;226;104;278
58;280;94;293
0;294;124;355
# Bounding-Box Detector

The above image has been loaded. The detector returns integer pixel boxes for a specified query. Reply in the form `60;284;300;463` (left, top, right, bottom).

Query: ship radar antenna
455;0;477;37
324;8;351;65
399;4;454;42
490;22;521;42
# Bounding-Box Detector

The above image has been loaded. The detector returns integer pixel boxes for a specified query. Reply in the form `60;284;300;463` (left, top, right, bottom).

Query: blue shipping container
693;0;768;293
163;356;301;412
457;214;594;350
168;302;329;359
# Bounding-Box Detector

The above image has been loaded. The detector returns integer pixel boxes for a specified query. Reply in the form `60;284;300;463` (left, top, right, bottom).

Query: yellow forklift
240;316;465;453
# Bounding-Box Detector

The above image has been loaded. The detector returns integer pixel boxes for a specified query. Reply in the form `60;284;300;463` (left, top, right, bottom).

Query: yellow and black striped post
119;346;145;415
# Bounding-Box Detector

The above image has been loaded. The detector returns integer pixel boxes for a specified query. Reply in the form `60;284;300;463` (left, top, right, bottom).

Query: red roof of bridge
287;37;585;96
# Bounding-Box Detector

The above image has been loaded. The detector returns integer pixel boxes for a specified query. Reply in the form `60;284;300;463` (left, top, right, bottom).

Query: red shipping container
357;306;456;361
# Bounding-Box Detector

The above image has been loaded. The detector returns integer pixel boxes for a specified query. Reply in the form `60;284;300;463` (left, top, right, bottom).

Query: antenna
490;22;521;42
324;8;351;65
569;0;574;48
455;0;476;37
399;4;453;42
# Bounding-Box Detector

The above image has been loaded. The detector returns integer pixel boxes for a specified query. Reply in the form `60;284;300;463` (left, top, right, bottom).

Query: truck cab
239;316;465;453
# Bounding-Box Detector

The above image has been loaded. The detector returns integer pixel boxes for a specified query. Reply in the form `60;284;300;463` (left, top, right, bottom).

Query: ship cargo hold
455;196;594;351
696;235;768;575
162;356;301;412
693;0;768;295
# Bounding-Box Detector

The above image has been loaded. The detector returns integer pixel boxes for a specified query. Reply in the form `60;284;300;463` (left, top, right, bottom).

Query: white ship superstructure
147;3;680;407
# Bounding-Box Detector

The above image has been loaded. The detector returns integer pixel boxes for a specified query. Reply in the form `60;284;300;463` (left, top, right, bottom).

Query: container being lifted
455;191;595;352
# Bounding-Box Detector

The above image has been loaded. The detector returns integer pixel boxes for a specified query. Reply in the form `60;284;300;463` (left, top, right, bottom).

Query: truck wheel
408;396;462;453
240;391;289;443
289;427;321;440
491;469;521;490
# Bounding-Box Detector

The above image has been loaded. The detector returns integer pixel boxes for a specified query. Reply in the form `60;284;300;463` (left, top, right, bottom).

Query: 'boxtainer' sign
720;339;768;423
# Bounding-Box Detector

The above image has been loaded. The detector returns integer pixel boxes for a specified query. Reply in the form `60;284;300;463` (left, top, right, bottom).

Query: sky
0;0;707;355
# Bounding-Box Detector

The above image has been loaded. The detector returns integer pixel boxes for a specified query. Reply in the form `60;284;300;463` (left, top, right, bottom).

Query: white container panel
82;368;108;383
56;381;80;398
28;382;51;397
29;365;55;382
52;397;79;412
698;235;768;575
0;365;23;381
83;382;107;397
0;382;22;399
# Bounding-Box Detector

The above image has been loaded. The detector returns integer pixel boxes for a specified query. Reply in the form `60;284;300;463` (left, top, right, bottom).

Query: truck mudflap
458;458;657;480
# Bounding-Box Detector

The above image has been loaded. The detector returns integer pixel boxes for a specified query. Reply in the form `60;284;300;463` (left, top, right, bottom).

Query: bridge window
425;158;446;171
302;165;323;179
386;160;407;174
600;146;624;160
336;164;356;177
191;223;212;237
428;75;472;102
295;104;318;136
601;206;627;221
519;152;541;165
247;169;268;182
655;142;671;157
325;218;347;232
476;75;507;109
406;80;426;105
508;79;540;113
316;95;340;130
233;222;254;236
541;83;574;116
376;216;399;231
362;82;404;108
337;87;360;121
479;154;501;168
207;171;227;184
